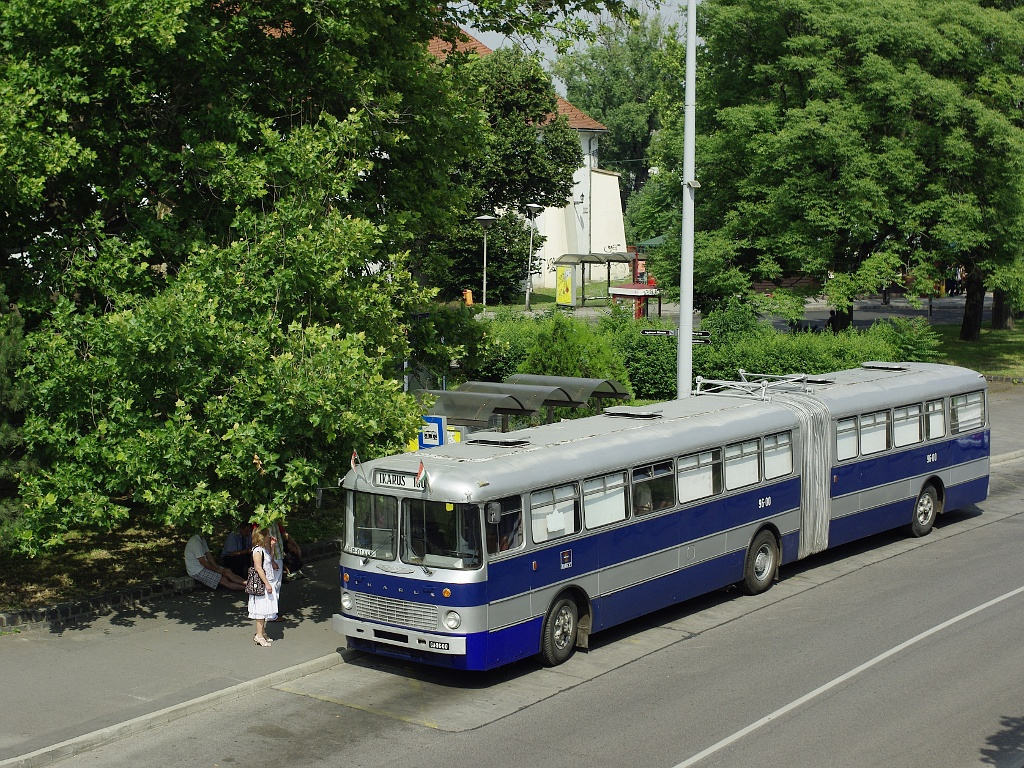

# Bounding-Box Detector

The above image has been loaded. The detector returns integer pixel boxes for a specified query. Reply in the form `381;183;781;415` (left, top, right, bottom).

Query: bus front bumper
333;614;467;656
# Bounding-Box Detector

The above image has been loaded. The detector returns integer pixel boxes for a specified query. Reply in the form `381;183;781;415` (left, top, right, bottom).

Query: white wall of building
530;131;630;290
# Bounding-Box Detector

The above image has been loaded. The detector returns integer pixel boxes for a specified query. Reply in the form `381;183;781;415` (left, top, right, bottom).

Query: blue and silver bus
330;362;990;671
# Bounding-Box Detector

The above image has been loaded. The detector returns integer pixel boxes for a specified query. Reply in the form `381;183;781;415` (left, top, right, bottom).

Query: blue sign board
418;415;447;449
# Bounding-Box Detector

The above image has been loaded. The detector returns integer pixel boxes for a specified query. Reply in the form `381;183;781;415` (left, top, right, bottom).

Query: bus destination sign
374;470;425;490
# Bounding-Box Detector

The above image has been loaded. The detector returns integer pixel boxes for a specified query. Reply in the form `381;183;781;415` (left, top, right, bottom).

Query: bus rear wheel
541;597;578;666
910;485;940;537
742;530;778;596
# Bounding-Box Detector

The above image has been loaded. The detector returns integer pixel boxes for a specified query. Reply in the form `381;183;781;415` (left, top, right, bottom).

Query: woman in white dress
248;527;279;647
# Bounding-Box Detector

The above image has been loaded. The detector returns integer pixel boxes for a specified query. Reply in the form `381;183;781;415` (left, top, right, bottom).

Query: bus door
483;497;531;664
315;486;346;570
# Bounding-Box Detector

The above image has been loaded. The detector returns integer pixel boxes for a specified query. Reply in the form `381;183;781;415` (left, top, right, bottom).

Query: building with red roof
429;31;628;296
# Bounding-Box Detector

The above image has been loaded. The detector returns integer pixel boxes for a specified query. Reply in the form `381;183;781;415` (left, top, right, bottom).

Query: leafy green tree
554;13;677;205
15;121;431;553
0;0;625;552
416;47;581;303
649;0;1024;336
0;293;30;551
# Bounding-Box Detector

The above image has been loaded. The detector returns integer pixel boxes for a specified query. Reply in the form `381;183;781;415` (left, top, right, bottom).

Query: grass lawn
931;324;1024;378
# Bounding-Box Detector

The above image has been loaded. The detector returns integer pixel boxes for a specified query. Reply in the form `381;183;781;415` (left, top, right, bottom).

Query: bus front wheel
742;530;778;596
541;597;578;666
910;485;940;537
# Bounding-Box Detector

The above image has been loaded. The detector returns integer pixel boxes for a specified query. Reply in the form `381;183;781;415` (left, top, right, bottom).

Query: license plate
428;641;449;650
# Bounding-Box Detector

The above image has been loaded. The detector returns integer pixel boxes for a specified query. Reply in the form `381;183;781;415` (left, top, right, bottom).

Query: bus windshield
402;498;482;570
346;491;398;560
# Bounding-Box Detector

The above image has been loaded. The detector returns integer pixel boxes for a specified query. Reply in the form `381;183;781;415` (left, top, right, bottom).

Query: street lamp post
475;214;497;308
524;203;543;312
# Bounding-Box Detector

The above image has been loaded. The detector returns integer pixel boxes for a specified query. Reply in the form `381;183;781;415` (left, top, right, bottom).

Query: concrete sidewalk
1;380;1022;768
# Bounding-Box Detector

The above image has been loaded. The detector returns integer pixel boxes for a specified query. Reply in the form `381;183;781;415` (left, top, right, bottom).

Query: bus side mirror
485;502;502;525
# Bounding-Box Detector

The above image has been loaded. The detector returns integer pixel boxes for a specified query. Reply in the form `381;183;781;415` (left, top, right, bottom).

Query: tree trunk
991;288;1014;330
959;267;986;341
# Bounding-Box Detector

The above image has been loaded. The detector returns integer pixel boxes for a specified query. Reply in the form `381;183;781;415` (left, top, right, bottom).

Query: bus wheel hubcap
754;546;772;580
917;496;934;525
554;608;573;649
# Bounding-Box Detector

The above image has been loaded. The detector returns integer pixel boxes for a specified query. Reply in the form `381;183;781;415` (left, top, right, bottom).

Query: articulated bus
330;362;990;671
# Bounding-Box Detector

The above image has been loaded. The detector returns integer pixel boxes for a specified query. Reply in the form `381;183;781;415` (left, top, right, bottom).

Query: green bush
520;311;632;416
863;317;940;362
598;303;676;401
694;325;907;382
471;308;541;383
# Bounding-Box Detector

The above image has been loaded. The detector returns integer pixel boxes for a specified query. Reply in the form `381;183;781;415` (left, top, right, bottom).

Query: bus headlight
341;591;354;611
443;610;462;630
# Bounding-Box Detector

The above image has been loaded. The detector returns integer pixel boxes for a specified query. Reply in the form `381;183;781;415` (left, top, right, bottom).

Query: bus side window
926;399;946;439
836;417;858;461
724;439;760;490
583;472;628;529
530;484;580;544
763;431;793;479
677;449;722;504
486;496;524;555
860;411;890;455
893;404;923;447
951;391;985;434
632;461;675;515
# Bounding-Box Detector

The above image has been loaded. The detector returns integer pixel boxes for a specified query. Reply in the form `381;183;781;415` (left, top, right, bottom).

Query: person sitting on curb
184;532;247;591
221;521;254;578
279;523;306;581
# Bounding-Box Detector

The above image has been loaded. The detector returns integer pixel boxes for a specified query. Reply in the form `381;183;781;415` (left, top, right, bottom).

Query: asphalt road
53;455;1024;768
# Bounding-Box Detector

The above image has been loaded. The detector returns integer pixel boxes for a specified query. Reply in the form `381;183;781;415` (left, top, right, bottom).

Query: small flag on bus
351;449;360;473
415;460;426;486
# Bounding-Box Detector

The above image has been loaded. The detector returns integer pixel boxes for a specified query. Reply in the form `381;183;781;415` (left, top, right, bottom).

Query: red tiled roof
555;96;606;131
427;35;492;58
428;31;607;132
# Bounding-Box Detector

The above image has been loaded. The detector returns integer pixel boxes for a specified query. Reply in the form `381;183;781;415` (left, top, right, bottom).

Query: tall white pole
525;223;534;311
677;0;698;399
524;204;543;312
475;214;496;309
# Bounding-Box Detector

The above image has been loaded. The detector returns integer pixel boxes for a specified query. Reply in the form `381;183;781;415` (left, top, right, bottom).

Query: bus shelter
419;376;630;433
553;252;633;307
414;390;539;432
504;374;631;411
457;381;579;424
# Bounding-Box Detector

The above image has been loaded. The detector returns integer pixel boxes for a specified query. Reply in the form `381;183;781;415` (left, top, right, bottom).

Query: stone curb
0;648;361;768
0;539;340;632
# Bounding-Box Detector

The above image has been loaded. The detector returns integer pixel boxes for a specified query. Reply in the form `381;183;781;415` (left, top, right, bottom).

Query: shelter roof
552;251;633;265
415;390;537;428
457;381;582;410
504;374;630;403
